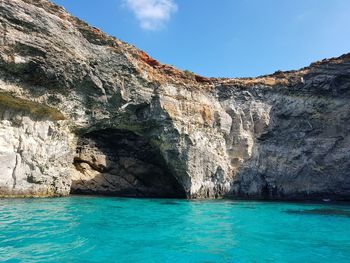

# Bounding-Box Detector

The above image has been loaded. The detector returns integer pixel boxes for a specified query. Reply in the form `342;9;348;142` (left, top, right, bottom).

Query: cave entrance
71;129;186;198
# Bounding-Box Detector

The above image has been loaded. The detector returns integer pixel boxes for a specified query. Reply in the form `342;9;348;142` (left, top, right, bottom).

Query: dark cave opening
71;129;186;198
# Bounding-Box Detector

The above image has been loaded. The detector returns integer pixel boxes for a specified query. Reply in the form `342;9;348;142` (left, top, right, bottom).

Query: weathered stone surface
0;0;349;199
0;107;74;197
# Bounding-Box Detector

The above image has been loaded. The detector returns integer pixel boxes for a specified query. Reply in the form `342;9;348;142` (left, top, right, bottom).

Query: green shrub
184;69;195;77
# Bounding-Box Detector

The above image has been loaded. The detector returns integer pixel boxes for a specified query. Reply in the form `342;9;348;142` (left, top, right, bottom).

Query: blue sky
52;0;350;78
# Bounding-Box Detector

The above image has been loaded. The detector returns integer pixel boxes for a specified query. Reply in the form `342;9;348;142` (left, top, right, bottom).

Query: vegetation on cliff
0;92;65;121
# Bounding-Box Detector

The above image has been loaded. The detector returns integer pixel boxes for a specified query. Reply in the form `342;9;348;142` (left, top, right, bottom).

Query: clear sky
51;0;350;78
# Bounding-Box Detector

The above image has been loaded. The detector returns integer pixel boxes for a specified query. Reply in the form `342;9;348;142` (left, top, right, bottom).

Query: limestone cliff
0;0;349;199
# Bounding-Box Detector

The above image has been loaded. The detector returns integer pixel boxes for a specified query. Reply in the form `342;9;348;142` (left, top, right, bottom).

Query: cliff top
2;0;350;91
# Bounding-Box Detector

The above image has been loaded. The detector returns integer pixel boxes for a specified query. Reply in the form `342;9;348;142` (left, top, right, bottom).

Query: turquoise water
0;197;349;262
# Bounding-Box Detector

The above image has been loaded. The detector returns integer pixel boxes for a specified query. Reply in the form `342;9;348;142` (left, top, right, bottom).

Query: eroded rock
0;0;349;199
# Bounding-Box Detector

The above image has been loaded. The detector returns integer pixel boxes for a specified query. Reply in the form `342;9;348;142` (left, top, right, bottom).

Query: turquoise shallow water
0;197;349;263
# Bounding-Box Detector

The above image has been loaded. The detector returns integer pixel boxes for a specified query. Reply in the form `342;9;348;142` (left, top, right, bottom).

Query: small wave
285;208;350;218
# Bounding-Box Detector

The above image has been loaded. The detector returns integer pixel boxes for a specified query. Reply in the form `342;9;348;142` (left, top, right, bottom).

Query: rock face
0;0;349;199
0;104;73;197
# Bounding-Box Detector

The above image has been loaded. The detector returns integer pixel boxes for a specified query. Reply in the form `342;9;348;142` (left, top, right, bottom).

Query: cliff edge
0;0;349;199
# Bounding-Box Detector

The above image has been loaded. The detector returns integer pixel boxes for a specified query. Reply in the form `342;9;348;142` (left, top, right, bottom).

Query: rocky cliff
0;0;349;199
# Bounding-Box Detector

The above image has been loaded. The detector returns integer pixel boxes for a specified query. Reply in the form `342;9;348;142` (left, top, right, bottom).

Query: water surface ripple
0;197;349;262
